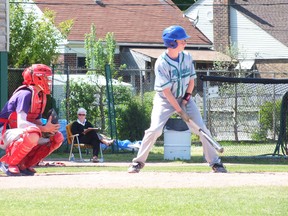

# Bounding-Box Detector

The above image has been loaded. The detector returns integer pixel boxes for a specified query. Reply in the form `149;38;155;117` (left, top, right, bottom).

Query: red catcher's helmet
22;64;52;94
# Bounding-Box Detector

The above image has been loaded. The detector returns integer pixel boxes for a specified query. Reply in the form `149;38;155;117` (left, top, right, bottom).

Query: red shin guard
20;132;64;169
2;127;41;166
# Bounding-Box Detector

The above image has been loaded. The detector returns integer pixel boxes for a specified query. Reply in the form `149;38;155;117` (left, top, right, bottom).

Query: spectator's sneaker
128;162;144;173
212;163;227;173
92;156;99;163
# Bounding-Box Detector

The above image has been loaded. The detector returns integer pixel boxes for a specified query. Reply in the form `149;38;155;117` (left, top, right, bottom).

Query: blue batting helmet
162;25;190;48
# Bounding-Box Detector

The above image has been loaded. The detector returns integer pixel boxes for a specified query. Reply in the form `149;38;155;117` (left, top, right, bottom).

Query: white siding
186;1;288;61
185;0;214;42
230;8;288;60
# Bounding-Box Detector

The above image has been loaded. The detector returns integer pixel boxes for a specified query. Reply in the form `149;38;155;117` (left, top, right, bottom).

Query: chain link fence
6;67;288;156
199;70;288;156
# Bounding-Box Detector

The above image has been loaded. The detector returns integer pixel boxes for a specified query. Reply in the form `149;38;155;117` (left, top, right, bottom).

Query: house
30;0;233;94
32;0;231;70
185;0;288;76
32;0;206;67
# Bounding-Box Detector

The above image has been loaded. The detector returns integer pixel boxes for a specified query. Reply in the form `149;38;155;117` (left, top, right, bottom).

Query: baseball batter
128;25;227;173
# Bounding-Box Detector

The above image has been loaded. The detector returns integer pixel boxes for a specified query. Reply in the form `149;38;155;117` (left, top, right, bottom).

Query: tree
83;24;119;131
64;24;131;137
85;24;117;74
9;1;73;67
213;43;240;71
212;44;241;141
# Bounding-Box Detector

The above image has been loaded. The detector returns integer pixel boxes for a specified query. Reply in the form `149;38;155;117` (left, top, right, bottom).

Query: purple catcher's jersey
0;89;32;127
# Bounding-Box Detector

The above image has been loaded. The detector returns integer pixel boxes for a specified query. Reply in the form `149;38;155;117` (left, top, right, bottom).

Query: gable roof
34;0;211;47
232;0;288;47
131;48;233;62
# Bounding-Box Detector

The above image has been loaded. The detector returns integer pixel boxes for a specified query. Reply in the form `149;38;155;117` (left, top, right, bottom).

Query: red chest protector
8;85;47;129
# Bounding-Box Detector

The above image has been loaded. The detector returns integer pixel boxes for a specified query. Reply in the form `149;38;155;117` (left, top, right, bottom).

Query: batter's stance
128;25;227;173
0;64;64;176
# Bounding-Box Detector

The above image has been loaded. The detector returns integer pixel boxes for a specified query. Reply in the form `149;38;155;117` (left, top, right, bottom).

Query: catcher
0;64;64;176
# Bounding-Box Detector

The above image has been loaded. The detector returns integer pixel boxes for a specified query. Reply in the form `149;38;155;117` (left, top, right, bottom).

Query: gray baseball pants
132;93;221;166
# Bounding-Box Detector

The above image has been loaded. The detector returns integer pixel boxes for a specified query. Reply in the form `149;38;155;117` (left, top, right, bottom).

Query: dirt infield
1;161;288;189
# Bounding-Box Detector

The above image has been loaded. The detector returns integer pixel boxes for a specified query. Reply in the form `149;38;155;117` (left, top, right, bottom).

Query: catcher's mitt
42;109;59;138
47;108;58;124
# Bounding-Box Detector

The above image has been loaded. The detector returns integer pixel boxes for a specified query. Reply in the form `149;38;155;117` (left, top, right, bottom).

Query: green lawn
1;143;287;216
50;143;288;165
0;187;287;216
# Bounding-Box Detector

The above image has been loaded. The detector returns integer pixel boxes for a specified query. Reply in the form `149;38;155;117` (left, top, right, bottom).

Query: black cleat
128;162;145;173
0;162;21;176
212;163;228;173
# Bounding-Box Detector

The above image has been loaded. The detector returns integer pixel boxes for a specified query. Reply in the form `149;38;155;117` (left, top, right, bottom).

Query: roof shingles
34;0;211;46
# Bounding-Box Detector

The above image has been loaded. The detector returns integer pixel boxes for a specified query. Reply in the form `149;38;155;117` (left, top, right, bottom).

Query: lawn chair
66;123;103;162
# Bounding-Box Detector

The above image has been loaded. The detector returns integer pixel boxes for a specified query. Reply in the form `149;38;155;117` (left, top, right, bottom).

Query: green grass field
0;187;287;216
51;143;288;164
1;144;287;216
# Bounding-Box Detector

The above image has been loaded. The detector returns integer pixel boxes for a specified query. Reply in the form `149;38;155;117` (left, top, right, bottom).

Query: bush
64;79;101;125
116;91;154;141
252;100;282;141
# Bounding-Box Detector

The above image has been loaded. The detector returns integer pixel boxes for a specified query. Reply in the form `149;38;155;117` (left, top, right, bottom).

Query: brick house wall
213;0;230;52
61;53;121;70
64;53;77;69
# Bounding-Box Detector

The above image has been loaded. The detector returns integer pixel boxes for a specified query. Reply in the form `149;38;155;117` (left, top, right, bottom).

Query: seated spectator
71;108;103;163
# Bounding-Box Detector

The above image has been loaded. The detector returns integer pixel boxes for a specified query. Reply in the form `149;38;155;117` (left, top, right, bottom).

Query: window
77;57;87;74
145;61;152;83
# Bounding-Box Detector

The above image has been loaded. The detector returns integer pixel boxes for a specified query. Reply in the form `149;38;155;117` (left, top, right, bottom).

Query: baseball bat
187;119;224;153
